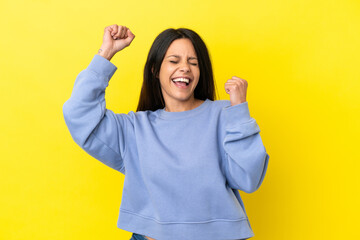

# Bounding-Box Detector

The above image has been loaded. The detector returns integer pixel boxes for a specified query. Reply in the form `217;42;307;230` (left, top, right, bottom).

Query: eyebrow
166;55;198;60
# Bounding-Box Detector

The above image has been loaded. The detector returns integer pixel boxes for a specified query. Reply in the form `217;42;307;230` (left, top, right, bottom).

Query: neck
164;98;203;112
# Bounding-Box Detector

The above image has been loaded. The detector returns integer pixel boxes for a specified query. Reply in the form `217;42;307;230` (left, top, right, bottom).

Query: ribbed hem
117;209;254;240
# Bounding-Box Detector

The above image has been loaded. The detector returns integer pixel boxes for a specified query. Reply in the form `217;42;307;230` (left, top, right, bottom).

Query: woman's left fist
224;76;248;106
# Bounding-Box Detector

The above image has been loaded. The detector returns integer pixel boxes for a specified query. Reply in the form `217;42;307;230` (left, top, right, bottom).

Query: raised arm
221;102;269;193
221;76;269;193
63;25;135;174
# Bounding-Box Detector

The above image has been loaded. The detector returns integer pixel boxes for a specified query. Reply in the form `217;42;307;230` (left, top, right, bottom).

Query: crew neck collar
157;99;211;120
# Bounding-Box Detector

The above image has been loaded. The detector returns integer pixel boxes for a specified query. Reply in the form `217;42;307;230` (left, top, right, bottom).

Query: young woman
63;24;269;240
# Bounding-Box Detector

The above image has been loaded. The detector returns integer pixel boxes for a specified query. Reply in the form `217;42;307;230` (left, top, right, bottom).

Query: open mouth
172;77;191;87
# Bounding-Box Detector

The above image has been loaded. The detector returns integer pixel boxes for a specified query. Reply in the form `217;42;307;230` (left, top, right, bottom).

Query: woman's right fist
98;24;135;60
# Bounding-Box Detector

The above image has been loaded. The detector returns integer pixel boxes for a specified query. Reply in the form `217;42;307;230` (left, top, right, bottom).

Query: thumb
103;27;113;41
124;29;135;44
127;28;135;38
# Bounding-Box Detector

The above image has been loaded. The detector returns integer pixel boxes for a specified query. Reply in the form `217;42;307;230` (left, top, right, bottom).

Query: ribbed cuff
87;54;117;81
223;101;251;128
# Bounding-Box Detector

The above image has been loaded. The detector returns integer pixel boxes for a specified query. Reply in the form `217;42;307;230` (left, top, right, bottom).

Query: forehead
165;38;197;57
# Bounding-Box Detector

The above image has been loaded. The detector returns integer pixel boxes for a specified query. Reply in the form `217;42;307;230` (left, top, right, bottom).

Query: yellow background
1;0;359;239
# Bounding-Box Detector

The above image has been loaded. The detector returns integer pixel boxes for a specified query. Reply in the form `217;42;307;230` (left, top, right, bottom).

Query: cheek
193;68;200;81
159;77;167;89
159;65;174;79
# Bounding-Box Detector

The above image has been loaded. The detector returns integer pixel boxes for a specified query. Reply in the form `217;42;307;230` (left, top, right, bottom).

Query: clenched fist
224;76;248;106
98;24;135;60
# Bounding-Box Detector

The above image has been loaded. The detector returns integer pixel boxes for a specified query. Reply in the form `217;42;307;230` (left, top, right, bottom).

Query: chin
173;94;194;102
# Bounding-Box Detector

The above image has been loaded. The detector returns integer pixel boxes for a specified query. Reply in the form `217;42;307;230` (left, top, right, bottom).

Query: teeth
172;78;190;84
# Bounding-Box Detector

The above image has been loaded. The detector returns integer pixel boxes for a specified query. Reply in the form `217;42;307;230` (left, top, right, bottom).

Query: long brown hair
136;28;217;112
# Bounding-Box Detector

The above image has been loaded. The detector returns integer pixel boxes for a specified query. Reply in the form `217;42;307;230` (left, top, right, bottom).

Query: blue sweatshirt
63;54;269;240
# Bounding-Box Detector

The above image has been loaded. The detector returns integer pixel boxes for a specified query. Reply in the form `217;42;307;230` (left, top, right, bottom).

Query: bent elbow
240;151;270;193
62;99;92;147
246;152;269;193
240;176;262;193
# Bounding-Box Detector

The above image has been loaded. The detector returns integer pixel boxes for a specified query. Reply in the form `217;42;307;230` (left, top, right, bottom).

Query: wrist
97;48;114;61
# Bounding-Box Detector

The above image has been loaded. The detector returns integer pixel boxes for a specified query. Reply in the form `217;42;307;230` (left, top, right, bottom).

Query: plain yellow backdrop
1;0;359;239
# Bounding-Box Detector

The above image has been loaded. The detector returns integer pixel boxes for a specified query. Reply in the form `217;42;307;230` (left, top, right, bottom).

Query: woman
63;24;269;240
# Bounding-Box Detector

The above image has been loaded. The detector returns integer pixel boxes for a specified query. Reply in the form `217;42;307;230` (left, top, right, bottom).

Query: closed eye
169;60;198;66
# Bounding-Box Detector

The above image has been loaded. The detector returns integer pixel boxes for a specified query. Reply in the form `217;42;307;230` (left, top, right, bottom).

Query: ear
152;67;159;79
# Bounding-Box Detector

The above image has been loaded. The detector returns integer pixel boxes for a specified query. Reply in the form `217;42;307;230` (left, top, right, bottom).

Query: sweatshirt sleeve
221;101;269;193
63;54;132;174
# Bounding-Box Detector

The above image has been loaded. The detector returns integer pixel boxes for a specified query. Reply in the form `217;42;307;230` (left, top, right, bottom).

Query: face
158;38;200;105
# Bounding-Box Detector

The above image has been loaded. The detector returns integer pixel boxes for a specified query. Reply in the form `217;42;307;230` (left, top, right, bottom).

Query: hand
224;76;248;106
98;24;135;60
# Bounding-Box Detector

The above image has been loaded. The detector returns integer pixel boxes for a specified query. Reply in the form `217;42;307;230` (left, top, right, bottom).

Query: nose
179;61;191;73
